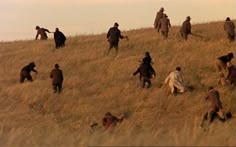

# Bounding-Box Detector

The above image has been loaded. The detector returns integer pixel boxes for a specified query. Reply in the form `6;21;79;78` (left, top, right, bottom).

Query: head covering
160;7;164;12
186;16;191;20
226;17;230;21
55;64;60;68
145;51;150;57
163;13;168;17
29;62;36;67
228;52;234;58
105;112;111;116
114;22;119;27
35;26;40;30
55;28;59;32
208;86;214;91
176;67;181;71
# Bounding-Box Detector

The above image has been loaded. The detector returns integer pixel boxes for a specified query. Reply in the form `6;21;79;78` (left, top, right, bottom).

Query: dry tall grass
0;21;235;146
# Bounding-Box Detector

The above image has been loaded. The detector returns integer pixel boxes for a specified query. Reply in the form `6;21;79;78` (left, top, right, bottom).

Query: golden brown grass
0;20;235;146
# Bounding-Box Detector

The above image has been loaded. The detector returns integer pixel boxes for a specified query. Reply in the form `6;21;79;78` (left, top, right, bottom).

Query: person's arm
44;28;50;33
168;19;171;27
164;74;170;84
35;31;39;40
133;67;140;76
118;30;124;39
50;70;53;78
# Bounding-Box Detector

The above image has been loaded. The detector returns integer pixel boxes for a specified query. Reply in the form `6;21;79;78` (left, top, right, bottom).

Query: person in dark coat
154;7;164;30
180;16;192;40
106;22;127;55
224;17;235;42
158;14;171;39
215;53;234;85
102;112;124;130
50;64;63;93
20;62;38;83
200;87;226;128
226;62;236;85
132;58;156;88
54;28;66;49
35;26;50;40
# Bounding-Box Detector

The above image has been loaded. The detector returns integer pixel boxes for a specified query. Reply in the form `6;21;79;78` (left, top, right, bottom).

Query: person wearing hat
224;17;235;42
50;64;64;93
157;13;171;39
164;67;186;96
102;112;124;130
54;27;66;49
106;22;127;55
20;62;38;83
35;26;50;40
180;16;192;40
200;87;226;128
132;58;156;88
215;53;234;86
154;7;165;30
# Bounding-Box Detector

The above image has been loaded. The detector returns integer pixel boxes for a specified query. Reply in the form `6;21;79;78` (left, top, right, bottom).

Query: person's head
208;86;214;92
226;62;232;67
55;64;60;68
226;17;230;21
163;14;168;18
55;28;59;32
35;26;40;30
114;22;119;27
105;112;111;116
29;62;36;67
186;16;191;21
145;51;150;57
176;67;181;71
227;52;234;59
160;7;164;12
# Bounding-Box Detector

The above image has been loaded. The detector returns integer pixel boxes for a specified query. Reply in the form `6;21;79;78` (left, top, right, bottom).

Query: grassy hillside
0;20;235;146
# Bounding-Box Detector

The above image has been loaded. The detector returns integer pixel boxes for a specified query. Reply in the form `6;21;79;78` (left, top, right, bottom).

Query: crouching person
164;67;186;95
200;87;226;128
102;112;124;130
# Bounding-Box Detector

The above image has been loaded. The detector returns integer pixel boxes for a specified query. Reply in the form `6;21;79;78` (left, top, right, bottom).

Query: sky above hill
0;0;235;41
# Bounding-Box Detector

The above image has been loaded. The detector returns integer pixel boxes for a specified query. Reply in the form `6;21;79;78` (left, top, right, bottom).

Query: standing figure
132;58;156;88
50;64;64;93
164;67;186;95
154;7;165;30
224;17;235;42
35;26;50;40
54;28;66;49
158;14;171;39
106;22;126;55
180;16;192;40
20;62;38;83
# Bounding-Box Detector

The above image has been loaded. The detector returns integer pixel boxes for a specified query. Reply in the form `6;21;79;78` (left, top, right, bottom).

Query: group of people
20;62;64;93
29;8;235;130
153;7;235;41
35;26;66;49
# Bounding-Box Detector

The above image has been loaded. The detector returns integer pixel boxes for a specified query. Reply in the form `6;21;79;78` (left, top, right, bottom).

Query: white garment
165;70;186;93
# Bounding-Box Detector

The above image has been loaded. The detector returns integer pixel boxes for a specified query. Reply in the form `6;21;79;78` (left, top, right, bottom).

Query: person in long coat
50;64;64;93
158;14;171;39
164;67;186;95
54;28;66;49
224;17;235;42
154;7;164;30
180;16;192;40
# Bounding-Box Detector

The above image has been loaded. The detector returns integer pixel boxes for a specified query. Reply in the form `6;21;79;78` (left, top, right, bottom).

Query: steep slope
0;21;235;146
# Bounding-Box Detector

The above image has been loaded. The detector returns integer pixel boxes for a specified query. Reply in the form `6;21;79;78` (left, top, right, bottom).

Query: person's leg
26;73;33;82
58;83;62;93
141;77;145;88
107;42;114;55
53;84;57;93
146;78;151;88
20;71;25;83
